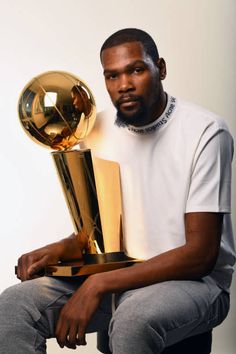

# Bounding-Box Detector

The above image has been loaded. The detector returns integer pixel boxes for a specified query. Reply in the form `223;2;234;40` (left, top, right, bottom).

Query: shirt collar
126;94;176;135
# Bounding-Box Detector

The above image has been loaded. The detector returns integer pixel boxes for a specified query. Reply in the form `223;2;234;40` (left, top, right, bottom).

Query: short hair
100;28;159;63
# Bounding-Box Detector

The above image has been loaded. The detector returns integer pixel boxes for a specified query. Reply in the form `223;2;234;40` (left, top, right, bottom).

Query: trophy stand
17;71;140;278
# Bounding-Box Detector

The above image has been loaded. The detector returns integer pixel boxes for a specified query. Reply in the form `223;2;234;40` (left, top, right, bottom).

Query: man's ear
156;58;167;80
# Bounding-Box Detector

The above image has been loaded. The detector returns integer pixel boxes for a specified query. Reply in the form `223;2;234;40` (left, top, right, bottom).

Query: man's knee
0;283;36;325
0;278;48;329
1;283;25;311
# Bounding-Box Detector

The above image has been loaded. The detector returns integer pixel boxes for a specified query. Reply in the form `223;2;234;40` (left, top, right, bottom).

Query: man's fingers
27;256;47;277
16;259;22;280
77;324;87;346
56;314;87;348
55;316;69;348
64;323;79;349
17;259;45;282
17;256;30;281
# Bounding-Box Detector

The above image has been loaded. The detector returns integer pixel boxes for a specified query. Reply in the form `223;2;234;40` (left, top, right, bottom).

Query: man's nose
118;74;134;93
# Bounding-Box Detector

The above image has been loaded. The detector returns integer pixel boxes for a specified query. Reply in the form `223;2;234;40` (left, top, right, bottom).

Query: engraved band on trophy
17;71;139;277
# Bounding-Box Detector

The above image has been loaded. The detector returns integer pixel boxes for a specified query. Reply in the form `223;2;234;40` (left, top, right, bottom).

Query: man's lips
120;101;139;109
117;95;140;109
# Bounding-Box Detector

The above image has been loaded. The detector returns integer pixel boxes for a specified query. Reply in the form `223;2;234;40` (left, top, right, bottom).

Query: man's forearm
93;212;222;295
92;244;214;296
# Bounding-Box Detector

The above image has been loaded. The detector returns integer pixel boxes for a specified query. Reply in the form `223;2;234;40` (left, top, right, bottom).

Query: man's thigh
1;276;112;337
112;280;228;347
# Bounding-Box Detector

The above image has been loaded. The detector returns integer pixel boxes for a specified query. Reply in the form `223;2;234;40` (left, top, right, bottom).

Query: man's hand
17;243;62;281
17;233;85;281
55;274;103;349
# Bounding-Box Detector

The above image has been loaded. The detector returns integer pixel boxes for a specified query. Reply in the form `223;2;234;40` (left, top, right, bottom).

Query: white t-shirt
84;94;235;292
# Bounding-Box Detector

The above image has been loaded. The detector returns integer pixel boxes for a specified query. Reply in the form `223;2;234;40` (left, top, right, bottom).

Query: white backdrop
0;0;235;353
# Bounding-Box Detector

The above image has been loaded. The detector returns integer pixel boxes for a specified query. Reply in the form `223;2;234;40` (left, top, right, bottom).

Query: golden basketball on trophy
17;71;138;277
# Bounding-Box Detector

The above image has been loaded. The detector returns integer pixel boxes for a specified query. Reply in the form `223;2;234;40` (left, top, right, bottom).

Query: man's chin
115;109;147;128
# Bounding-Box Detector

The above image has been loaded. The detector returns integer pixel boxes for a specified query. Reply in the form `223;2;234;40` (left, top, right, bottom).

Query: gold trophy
17;71;139;277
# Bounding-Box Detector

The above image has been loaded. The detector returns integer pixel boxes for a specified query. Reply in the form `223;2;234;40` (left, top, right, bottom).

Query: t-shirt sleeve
186;125;233;213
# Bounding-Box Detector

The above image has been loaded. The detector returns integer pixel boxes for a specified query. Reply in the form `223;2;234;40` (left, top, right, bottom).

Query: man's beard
114;97;148;128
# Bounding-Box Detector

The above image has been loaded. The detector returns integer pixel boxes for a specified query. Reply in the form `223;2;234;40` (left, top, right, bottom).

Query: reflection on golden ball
18;71;96;150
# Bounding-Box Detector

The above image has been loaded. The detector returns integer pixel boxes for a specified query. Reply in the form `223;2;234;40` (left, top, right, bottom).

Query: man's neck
148;90;167;126
132;89;167;128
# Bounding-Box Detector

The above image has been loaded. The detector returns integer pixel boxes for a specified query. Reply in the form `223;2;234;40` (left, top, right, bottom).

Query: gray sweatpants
0;276;229;354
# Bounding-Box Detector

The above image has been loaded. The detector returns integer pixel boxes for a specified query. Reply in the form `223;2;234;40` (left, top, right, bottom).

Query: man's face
101;41;165;127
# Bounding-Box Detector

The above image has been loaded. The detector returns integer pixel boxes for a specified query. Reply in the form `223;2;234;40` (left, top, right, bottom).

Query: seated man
0;28;235;354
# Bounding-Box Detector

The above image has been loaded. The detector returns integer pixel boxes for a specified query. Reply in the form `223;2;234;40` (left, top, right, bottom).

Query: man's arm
55;211;222;348
17;231;88;281
95;212;222;291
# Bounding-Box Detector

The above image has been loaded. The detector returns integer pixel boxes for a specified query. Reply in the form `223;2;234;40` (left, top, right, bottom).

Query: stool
97;329;212;354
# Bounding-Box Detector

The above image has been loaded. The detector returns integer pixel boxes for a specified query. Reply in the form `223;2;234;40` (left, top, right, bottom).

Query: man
0;28;235;354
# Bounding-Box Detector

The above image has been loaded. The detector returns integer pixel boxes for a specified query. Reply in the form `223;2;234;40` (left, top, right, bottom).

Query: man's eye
106;73;117;80
133;67;144;74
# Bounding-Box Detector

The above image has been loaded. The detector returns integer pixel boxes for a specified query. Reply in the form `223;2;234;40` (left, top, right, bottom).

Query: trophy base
45;252;140;277
83;251;130;264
